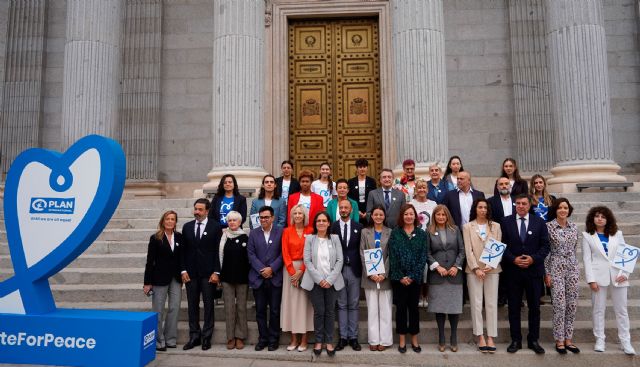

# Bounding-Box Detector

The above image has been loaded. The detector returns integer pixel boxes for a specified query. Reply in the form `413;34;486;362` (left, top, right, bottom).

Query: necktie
196;222;202;241
343;222;348;247
384;190;390;209
519;217;526;243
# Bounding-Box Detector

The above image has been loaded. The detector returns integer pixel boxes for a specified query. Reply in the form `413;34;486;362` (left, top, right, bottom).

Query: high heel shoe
313;347;322;356
326;346;336;356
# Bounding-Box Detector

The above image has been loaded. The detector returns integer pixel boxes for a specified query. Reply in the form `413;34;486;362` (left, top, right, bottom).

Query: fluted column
119;0;164;196
545;0;625;188
0;0;47;181
61;0;122;149
391;0;447;175
203;0;267;191
508;0;554;173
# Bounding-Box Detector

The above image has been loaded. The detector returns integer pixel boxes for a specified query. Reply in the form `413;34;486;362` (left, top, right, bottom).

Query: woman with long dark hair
250;174;286;228
444;156;464;191
311;162;337;208
493;158;528;197
209;174;247;228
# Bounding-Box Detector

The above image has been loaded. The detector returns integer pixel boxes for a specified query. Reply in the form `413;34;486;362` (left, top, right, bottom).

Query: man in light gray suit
366;169;406;228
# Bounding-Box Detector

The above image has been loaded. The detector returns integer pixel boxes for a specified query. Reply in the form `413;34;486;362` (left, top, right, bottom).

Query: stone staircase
0;193;639;364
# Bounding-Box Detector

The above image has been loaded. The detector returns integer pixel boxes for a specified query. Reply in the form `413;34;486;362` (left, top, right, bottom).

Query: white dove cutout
0;135;125;315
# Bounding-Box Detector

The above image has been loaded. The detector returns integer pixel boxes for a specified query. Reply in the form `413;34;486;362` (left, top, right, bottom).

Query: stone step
0;253;147;269
55;298;640;323
559;192;640;202
114;198;195;209
153;345;640;367
0;240;148;255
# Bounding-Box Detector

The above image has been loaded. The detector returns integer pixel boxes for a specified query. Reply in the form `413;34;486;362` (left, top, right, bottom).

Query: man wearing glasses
247;206;284;351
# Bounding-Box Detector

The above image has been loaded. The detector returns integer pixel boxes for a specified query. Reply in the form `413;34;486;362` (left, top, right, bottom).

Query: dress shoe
286;344;298;351
437;344;445;352
235;338;244;350
555;345;567;354
201;340;211;351
326;346;336;356
268;344;279;351
335;338;348;351
412;344;422;353
156;346;167;352
182;338;201;350
377;345;386;352
313;347;322;356
565;344;579;354
255;342;267;351
450;345;458;352
507;341;522;353
398;344;407;353
486;346;496;354
594;338;605;352
297;344;307;352
227;339;236;350
527;341;545;354
369;344;378;351
622;342;636;355
350;339;362;351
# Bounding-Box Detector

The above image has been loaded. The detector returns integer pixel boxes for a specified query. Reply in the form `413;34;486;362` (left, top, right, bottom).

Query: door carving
288;18;382;179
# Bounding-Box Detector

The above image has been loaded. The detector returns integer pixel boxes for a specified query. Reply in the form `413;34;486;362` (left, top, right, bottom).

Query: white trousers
466;273;499;337
591;285;630;343
364;288;393;346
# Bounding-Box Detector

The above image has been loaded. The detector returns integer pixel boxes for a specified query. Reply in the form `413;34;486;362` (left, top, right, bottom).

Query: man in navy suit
442;171;485;229
501;194;550;354
247;206;284;351
180;198;222;351
488;176;516;306
330;199;363;351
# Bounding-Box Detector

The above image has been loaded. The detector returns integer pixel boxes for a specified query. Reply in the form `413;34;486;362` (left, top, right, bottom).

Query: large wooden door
288;18;382;179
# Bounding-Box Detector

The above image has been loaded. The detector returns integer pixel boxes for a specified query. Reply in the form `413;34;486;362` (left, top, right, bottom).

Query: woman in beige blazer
359;204;393;351
462;198;502;353
582;206;634;355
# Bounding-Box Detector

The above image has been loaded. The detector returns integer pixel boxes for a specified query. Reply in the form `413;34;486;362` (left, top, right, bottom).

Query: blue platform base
0;308;157;367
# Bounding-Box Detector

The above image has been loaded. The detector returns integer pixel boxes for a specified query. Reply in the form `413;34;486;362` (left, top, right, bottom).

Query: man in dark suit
501;194;550;354
330;199;363;351
180;198;222;351
488;177;515;225
247;206;284;351
347;158;377;225
442;171;485;228
366;168;405;228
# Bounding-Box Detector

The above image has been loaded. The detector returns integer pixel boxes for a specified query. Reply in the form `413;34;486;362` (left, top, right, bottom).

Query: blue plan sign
0;135;157;367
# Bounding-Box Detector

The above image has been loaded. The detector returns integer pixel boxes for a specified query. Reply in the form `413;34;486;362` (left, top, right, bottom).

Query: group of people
143;157;636;356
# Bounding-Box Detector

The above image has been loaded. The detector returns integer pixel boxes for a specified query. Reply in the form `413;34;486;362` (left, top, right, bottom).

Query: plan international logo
29;198;75;214
0;135;157;367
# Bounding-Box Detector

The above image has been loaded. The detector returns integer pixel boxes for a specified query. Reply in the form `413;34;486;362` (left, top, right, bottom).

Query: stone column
120;0;164;197
0;0;47;181
203;0;267;192
390;0;448;175
61;0;122;149
508;0;554;173
545;0;625;189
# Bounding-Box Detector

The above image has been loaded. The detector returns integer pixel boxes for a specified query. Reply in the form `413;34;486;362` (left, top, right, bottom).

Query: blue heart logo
616;246;640;268
0;135;125;315
490;242;506;257
368;248;383;272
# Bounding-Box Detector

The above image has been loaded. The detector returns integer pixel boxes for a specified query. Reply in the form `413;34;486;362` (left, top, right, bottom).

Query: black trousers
507;271;543;343
253;281;282;345
392;281;420;335
185;277;215;342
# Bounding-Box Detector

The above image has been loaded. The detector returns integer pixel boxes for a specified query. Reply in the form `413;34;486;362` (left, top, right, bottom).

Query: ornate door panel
289;18;382;179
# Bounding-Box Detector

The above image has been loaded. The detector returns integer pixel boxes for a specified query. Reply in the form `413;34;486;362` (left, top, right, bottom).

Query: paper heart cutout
0;135;125;315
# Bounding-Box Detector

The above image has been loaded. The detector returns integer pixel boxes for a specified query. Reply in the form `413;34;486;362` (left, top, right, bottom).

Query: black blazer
144;232;184;286
442;189;485;228
493;179;528;197
500;214;550;278
488;194;516;225
181;219;222;278
347;176;377;214
208;194;247;226
275;176;301;199
330;219;363;277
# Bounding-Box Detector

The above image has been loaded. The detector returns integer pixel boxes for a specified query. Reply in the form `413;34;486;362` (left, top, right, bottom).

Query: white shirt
477;224;487;241
340;219;351;246
194;217;208;238
458;189;474;226
317;237;331;276
281;179;291;200
500;195;513;217
358;179;366;203
265;199;272;207
298;193;311;209
311;180;336;207
166;231;175;251
262;225;273;244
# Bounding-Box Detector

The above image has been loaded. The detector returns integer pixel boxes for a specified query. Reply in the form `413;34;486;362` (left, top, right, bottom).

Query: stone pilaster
390;0;447;175
545;0;625;189
0;0;47;180
120;0;164;196
203;0;267;192
61;0;122;149
508;0;554;173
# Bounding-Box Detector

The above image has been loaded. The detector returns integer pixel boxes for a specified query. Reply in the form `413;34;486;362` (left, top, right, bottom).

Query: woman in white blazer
582;206;635;355
301;211;344;356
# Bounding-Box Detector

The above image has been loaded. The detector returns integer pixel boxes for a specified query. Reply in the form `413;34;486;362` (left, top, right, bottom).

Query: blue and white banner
0;135;156;367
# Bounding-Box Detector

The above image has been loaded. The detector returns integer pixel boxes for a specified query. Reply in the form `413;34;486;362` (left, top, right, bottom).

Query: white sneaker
621;342;636;355
594;339;605;352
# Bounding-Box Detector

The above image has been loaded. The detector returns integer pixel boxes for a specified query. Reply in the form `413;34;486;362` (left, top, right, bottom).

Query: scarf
219;227;247;268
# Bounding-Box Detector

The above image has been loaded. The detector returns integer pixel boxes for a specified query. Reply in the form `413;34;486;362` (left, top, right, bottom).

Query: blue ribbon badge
0;135;157;367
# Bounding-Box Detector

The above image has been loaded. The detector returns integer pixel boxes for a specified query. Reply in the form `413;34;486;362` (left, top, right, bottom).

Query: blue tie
384;190;391;210
519;217;526;243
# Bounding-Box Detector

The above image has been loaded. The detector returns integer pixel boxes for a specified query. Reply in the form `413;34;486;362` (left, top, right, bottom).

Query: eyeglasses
259;216;272;220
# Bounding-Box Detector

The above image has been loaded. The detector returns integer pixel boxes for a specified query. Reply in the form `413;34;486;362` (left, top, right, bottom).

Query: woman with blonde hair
143;210;183;351
530;174;556;222
218;211;250;350
426;205;465;352
281;204;314;352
